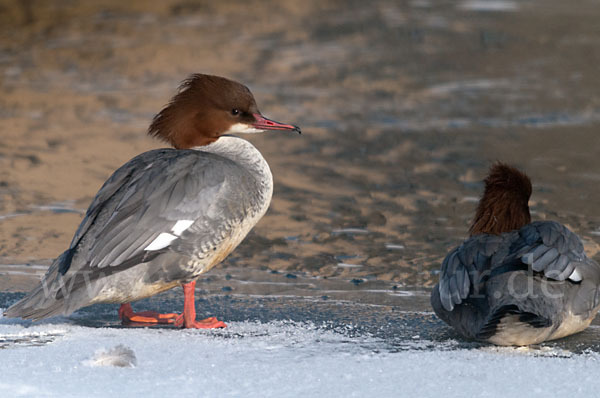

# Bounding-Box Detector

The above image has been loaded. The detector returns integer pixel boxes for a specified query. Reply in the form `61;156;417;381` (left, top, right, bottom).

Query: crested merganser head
147;74;300;149
469;162;532;236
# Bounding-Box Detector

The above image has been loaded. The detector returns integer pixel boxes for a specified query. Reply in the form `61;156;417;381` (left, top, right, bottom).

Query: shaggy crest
469;162;532;236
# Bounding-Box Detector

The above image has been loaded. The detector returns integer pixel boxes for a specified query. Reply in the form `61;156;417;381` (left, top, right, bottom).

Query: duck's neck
194;135;273;210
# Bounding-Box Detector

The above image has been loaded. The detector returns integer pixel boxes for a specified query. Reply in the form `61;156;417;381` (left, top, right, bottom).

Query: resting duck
4;74;300;328
431;163;600;345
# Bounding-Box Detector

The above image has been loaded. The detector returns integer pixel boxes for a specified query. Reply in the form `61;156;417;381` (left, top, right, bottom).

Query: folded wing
437;221;587;311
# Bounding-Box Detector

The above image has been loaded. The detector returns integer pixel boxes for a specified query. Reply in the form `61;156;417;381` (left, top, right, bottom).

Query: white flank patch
568;268;583;282
171;219;194;236
144;232;178;251
225;123;262;134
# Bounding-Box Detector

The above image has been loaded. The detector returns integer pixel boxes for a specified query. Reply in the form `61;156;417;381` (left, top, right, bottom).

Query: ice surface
2;279;600;398
458;1;519;12
1;319;600;398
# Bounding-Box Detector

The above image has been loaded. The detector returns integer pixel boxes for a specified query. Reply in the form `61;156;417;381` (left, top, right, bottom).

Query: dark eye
231;109;240;116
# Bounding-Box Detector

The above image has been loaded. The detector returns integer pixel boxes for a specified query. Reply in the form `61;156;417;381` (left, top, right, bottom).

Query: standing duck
431;163;600;345
4;74;300;328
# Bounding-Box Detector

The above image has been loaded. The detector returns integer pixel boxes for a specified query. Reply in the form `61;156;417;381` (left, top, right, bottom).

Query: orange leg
173;281;227;329
118;281;226;329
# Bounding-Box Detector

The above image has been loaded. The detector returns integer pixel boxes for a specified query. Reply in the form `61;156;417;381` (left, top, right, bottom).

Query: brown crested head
469;162;532;236
148;74;300;149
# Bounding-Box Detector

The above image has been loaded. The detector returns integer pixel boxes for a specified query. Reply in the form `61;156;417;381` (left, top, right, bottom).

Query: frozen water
2;289;600;398
1;320;600;398
458;1;519;12
2;274;600;397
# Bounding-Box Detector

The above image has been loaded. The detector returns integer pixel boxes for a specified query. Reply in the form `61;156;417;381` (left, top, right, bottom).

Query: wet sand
1;0;600;295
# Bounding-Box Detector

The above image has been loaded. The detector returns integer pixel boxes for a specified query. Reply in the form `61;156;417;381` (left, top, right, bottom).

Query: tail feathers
5;296;72;321
4;251;92;321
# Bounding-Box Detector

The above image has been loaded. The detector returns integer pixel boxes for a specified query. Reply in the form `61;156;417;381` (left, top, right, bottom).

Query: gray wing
437;221;588;312
514;221;586;281
61;148;260;275
438;232;518;311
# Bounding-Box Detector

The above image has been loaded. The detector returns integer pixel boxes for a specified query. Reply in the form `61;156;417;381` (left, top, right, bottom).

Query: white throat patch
224;123;262;134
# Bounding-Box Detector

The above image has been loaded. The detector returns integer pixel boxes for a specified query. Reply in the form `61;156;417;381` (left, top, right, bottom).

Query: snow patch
84;344;137;368
1;321;600;397
0;382;42;397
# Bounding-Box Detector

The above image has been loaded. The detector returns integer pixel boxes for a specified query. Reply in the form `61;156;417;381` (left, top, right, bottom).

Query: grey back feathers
67;148;261;272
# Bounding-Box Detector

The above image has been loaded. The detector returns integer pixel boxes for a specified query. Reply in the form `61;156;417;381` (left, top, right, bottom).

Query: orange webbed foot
119;303;178;325
118;281;227;329
174;314;227;329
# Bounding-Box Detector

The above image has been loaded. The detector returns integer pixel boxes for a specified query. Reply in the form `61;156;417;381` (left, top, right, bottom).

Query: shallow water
1;0;600;347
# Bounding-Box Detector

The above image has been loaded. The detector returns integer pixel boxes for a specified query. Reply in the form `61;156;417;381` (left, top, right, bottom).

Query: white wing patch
568;268;582;282
171;220;194;236
144;233;178;251
144;220;195;251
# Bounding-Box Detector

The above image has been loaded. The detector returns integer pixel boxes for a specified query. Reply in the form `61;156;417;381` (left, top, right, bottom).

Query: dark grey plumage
5;146;266;320
432;221;600;345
